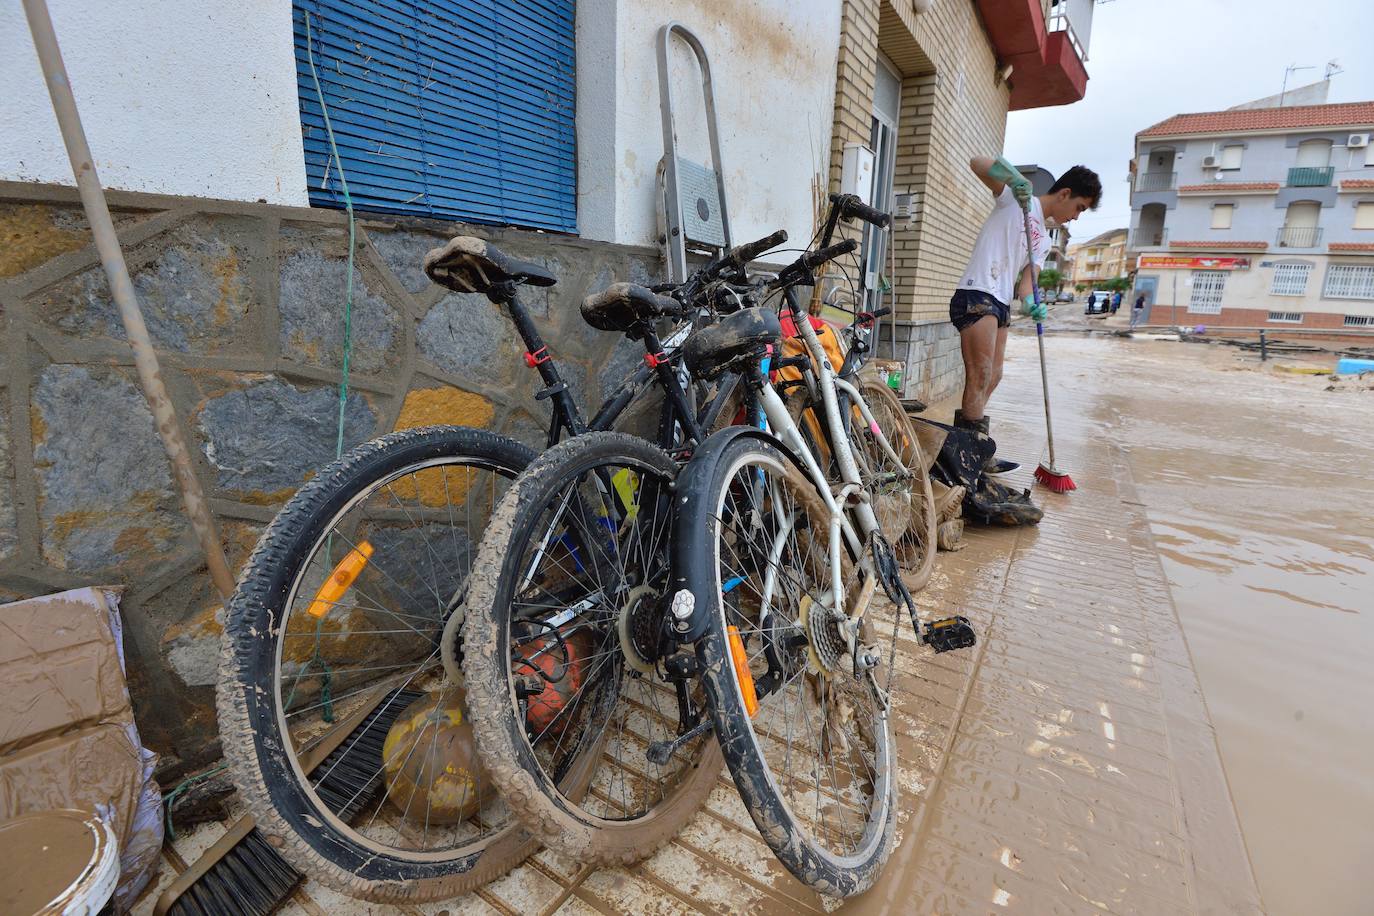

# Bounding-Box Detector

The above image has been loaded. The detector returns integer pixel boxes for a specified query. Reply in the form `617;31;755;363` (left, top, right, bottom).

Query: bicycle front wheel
677;431;897;897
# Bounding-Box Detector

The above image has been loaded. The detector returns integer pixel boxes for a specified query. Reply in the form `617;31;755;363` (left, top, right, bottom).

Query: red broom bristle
1034;464;1077;492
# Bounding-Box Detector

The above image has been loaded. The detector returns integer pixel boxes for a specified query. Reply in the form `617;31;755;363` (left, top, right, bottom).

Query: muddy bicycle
458;194;959;896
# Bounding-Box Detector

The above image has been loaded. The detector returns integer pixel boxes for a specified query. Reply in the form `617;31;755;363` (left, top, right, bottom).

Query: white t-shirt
958;186;1050;306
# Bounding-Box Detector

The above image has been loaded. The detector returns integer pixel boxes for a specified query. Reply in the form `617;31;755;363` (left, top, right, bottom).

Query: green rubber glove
1020;294;1046;323
988;156;1032;204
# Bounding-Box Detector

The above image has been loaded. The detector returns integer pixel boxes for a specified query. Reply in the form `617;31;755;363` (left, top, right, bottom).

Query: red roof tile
1140;101;1374;138
1329;242;1374;252
1178;182;1280;192
1170;240;1268;250
1341;179;1374;190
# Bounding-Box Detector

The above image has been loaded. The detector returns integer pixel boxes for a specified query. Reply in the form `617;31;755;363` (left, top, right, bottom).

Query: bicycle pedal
922;616;976;653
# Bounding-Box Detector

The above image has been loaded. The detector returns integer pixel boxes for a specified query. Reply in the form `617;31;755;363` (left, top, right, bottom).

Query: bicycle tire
217;425;538;903
462;432;722;866
676;431;897;898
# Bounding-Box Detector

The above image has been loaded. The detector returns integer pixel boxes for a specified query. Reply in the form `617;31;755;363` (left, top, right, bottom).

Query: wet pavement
136;331;1271;915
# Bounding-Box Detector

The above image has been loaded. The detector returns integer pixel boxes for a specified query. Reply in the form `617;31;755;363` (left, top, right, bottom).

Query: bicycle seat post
487;280;584;439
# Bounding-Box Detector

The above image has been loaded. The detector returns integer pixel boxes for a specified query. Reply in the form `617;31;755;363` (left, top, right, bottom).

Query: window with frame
1344;315;1373;327
1211;203;1234;229
1219;144;1243;170
1356;202;1374;230
1188;270;1226;314
1270;262;1311;296
1324;264;1374;300
1267;311;1303;323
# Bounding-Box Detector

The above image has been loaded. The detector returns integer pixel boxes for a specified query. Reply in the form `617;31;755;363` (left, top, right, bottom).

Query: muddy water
1061;336;1374;915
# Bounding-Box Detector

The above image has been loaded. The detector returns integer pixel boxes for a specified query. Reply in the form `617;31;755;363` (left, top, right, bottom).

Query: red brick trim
1329;242;1374;252
1169;240;1268;250
1178;182;1280;193
1340;179;1374;191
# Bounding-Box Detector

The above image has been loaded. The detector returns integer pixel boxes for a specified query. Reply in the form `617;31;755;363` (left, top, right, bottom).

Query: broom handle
1019;200;1059;469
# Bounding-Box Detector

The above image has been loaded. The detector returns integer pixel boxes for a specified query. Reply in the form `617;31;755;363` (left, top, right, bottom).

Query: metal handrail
1276;226;1323;248
1135;172;1176;192
1287;166;1334;188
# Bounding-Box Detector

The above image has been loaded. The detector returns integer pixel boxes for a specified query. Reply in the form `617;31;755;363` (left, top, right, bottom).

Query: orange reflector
726;625;759;717
306;541;374;618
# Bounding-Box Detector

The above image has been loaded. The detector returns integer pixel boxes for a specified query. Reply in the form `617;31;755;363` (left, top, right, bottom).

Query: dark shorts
949;289;1009;332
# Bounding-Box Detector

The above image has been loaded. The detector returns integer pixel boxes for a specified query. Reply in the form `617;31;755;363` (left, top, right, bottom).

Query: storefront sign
1137;255;1251;271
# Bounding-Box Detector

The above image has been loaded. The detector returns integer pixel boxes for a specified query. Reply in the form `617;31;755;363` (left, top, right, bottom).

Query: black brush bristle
165;688;425;915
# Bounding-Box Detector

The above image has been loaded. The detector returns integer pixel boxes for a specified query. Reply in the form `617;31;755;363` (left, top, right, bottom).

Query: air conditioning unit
1349;133;1370;148
1201;155;1219;168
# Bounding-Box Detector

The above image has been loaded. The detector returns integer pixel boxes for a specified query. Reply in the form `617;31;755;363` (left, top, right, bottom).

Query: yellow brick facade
826;0;1012;399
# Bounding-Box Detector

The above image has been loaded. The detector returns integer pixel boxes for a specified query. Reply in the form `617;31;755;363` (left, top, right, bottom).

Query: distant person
1087;291;1097;314
1111;290;1123;314
1130;293;1145;328
949;157;1101;471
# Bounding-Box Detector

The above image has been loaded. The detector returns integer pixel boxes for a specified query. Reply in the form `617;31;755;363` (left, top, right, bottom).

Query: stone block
597;336;644;405
36;218;257;353
30;365;187;572
279;249;401;374
197;376;376;503
416;292;520;387
0;203;89;279
394;385;494;432
368;228;450;295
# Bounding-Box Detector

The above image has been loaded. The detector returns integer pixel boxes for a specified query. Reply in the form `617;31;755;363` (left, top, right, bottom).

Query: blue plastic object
1336;358;1374;375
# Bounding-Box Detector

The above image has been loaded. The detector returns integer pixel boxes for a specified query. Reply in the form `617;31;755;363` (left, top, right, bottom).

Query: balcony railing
1135;172;1176;192
1130;228;1168;248
1287;166;1334;188
1047;9;1088;62
1276;226;1323;248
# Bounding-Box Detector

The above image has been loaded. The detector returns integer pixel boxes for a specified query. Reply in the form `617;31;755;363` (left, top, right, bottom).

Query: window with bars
1344;314;1373;327
1188;270;1226;314
1323;264;1374;300
1270;262;1311;296
1267;311;1303;323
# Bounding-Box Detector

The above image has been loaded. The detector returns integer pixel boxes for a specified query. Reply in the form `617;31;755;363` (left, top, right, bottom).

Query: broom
1018;199;1077;493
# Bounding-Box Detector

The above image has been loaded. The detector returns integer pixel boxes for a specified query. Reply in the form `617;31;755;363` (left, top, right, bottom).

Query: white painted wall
578;0;842;248
0;1;308;206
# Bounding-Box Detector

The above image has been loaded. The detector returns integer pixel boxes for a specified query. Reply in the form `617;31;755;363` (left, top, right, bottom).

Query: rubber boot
954;410;1002;474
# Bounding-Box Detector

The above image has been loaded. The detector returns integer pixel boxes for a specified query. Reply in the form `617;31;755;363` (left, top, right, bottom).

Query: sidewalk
138;334;1263;915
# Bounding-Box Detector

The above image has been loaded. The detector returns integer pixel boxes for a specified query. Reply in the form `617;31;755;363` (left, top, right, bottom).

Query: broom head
1034;462;1077;493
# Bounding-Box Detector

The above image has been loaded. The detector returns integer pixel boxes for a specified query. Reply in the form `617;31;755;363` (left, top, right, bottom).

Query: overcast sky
1005;0;1374;242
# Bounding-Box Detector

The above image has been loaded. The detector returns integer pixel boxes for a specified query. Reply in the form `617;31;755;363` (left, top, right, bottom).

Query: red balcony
976;0;1090;111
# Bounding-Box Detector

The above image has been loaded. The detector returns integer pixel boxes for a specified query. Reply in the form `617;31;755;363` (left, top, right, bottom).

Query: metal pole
1259;329;1268;361
1172;271;1178;330
23;0;237;599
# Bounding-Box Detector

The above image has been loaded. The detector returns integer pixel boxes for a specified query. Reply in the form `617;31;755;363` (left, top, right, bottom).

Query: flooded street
1041;333;1374;916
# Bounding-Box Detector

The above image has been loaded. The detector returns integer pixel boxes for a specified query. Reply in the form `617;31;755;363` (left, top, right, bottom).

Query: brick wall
828;0;1010;403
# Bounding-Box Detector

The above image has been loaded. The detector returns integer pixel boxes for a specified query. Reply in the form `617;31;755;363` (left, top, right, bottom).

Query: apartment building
1128;97;1374;331
1066;227;1127;288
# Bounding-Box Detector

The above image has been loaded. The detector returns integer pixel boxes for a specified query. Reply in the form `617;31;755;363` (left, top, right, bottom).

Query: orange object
306;540;374;618
726;625;759;717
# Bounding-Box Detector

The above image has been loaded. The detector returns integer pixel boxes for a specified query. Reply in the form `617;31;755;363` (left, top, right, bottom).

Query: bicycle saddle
581;283;683;332
423;236;557;294
683;307;781;379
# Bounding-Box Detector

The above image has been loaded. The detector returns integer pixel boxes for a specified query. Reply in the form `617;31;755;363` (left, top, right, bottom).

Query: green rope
162;763;228;841
299;11;353;723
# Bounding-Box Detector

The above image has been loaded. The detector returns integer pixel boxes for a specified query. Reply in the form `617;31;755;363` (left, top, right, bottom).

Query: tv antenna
1279;63;1314;107
1324;59;1344;81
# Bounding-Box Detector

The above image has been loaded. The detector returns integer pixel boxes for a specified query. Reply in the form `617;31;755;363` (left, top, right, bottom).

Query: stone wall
0;181;663;780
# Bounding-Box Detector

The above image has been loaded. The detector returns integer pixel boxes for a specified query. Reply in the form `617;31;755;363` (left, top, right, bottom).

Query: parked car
1055;291;1073;303
1085;290;1113;314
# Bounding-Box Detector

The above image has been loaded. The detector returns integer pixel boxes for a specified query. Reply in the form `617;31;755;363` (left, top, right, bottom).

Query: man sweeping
939;157;1101;523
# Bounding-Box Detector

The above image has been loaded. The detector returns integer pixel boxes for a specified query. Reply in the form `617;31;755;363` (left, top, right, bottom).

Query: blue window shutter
294;0;577;233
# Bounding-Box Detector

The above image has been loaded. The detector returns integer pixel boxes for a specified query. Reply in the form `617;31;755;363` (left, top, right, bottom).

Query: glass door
862;55;901;314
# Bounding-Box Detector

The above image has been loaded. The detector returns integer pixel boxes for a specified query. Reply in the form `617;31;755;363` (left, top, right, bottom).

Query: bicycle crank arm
646;718;714;766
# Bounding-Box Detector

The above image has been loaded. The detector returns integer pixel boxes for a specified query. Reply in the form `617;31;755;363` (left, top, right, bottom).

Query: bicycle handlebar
719;229;788;274
828;193;892;229
770;238;859;289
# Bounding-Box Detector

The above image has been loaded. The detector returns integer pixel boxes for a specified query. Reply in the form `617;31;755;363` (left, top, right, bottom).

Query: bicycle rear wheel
676;432;896;897
218;426;536;903
853;374;937;590
461;432;722;866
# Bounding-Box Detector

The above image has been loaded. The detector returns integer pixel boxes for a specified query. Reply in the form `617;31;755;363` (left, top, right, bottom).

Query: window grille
1270;262;1311;296
1188;270;1226;314
1324;265;1374;301
1266;312;1303;323
1344;314;1373;327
